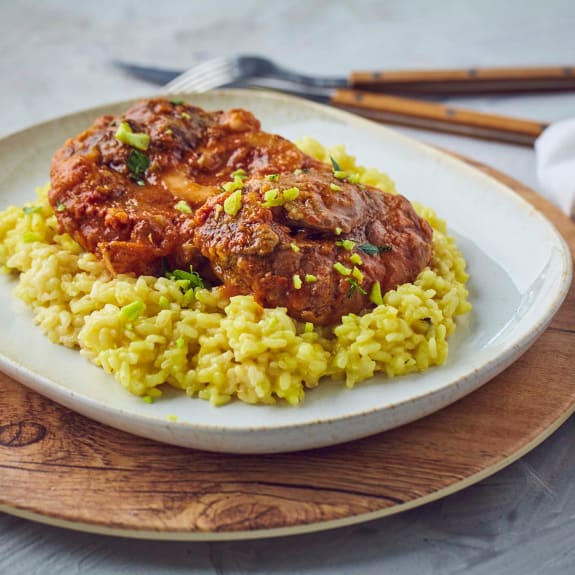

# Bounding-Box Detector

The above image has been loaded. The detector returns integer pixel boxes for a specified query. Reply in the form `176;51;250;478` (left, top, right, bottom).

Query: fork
152;55;575;95
163;55;347;95
125;55;558;146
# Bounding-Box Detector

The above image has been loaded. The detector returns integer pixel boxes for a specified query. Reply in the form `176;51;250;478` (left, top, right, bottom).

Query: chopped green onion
142;395;154;404
22;231;41;243
265;173;279;181
231;168;247;179
174;200;192;213
333;170;347;180
370;281;384;306
262;187;300;208
330;183;343;192
262;188;281;208
290;243;300;253
292;274;302;290
347;173;361;184
56;200;66;212
336;239;355;251
158;295;170;309
350;253;363;265
352;267;364;283
222;179;244;193
176;337;185;348
114;121;150;151
121;300;145;321
282;187;300;201
170;99;184;105
164;128;173;135
23;206;41;215
333;262;351;276
223;189;242;216
305;274;317;283
304;322;314;333
334;227;343;236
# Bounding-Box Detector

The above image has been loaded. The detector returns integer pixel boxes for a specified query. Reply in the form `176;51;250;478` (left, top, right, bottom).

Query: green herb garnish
330;156;342;171
346;277;367;298
358;242;392;256
126;149;150;183
165;266;205;305
165;266;205;290
23;206;41;215
55;200;66;212
170;99;184;105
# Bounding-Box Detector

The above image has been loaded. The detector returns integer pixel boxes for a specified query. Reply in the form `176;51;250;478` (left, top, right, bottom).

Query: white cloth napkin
535;118;575;220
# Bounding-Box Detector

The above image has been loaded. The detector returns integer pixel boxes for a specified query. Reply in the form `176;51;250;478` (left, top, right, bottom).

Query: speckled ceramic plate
0;90;571;454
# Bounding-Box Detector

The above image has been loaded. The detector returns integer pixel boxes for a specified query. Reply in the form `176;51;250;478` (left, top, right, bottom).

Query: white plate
0;90;571;454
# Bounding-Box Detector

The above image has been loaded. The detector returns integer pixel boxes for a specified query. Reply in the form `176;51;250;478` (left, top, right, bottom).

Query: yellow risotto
0;141;471;406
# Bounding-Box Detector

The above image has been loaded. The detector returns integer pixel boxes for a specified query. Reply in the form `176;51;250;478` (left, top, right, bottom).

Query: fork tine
164;57;238;94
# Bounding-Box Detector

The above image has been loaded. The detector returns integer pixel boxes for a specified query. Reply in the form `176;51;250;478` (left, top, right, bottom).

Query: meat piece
49;98;322;274
192;170;433;325
50;98;433;325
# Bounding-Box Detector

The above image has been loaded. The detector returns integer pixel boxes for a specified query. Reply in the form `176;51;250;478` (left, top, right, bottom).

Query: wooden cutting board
1;158;574;541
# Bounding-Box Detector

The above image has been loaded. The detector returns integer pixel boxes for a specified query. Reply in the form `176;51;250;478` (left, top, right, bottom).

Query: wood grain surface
350;65;575;94
0;159;574;540
331;90;548;145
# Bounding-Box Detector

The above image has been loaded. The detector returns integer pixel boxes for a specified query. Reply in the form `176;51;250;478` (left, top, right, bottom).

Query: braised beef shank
49;98;432;324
